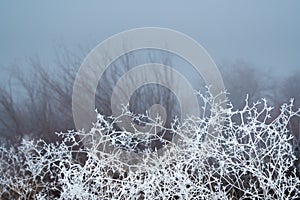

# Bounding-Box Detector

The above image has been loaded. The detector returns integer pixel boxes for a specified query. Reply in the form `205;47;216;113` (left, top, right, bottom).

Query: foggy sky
0;0;299;80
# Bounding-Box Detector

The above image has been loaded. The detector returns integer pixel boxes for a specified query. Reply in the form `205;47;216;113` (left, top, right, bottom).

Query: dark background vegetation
0;50;299;148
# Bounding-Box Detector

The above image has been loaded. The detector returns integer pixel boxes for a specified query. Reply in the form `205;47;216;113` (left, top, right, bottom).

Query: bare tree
0;48;188;148
222;61;273;110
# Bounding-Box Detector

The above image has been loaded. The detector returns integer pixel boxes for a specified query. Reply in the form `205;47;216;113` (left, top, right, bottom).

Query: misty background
0;1;299;145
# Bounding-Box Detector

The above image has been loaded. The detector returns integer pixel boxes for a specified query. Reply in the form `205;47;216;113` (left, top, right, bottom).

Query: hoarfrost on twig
0;92;299;199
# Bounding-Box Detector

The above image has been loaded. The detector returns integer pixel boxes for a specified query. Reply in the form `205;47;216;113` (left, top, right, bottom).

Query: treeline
0;50;299;148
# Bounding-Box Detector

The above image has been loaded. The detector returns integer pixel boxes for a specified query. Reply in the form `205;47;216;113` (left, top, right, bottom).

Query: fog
0;0;299;79
0;1;299;143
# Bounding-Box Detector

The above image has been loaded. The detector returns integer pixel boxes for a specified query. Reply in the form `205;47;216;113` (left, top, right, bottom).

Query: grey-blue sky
0;0;299;79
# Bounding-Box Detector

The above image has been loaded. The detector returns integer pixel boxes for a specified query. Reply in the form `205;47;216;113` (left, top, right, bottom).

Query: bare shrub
1;92;299;199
